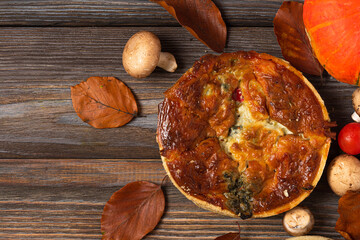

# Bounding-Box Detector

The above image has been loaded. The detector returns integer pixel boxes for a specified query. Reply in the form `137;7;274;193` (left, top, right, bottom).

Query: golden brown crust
157;51;331;218
258;53;329;122
161;155;238;218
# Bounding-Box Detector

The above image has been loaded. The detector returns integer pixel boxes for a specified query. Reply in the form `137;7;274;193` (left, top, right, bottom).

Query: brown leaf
215;224;241;240
335;191;360;240
151;0;227;53
273;1;323;76
101;181;165;240
215;233;241;240
71;76;137;129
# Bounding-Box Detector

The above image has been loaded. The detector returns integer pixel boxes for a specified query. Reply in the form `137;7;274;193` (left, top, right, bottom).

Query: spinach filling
223;172;253;219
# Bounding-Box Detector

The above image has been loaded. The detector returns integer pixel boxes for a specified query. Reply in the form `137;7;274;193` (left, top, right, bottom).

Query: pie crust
157;51;331;218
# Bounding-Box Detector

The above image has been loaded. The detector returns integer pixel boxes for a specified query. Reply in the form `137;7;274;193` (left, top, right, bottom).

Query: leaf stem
88;95;137;117
161;175;169;187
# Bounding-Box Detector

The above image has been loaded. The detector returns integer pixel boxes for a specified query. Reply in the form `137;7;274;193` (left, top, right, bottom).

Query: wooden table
0;1;356;239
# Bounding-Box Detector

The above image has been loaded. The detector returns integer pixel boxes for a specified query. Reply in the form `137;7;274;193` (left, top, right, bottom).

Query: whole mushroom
283;206;315;236
327;154;360;196
286;236;333;240
122;31;177;78
352;88;360;122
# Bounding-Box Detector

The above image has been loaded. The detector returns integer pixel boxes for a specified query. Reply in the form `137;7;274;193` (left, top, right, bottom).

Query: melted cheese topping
220;102;293;172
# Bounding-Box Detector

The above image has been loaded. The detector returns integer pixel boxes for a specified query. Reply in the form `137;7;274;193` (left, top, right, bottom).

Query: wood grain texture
0;0;302;27
0;1;353;239
0;27;356;159
0;159;342;239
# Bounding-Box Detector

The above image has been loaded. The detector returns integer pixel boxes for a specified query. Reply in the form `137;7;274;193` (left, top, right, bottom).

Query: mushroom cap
283;206;315;236
327;154;360;196
286;236;332;240
353;88;360;115
122;31;161;78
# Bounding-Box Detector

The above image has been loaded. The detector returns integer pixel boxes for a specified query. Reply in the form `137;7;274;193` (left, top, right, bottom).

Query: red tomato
232;88;244;102
338;123;360;155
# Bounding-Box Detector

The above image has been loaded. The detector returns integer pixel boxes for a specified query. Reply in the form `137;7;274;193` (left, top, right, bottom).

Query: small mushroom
327;154;360;196
122;31;177;78
286;236;333;240
283;206;315;236
351;88;360;122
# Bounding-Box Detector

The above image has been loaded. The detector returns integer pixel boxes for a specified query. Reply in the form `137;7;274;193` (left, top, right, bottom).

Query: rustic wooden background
0;0;356;239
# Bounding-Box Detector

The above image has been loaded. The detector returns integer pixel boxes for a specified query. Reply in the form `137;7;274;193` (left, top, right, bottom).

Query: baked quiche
157;51;332;218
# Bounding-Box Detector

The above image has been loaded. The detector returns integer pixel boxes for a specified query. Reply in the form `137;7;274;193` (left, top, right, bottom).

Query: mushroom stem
352;111;360;122
352;88;360;117
157;52;177;73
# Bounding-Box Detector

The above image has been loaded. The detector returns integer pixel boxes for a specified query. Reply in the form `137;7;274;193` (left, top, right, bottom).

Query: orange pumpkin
303;0;360;86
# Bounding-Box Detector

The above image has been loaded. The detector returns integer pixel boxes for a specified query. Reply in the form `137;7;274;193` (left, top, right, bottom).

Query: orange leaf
101;181;165;240
273;1;323;76
70;76;137;129
151;0;227;53
335;191;360;240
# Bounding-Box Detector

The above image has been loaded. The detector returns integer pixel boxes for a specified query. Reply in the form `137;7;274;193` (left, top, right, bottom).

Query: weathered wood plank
0;0;302;27
0;27;356;159
0;159;165;186
0;1;350;239
0;159;341;239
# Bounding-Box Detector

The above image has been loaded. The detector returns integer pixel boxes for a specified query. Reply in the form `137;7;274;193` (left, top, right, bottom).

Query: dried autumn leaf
273;1;323;76
335;191;360;240
101;181;165;240
215;232;241;240
71;76;137;129
215;224;241;240
151;0;226;53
